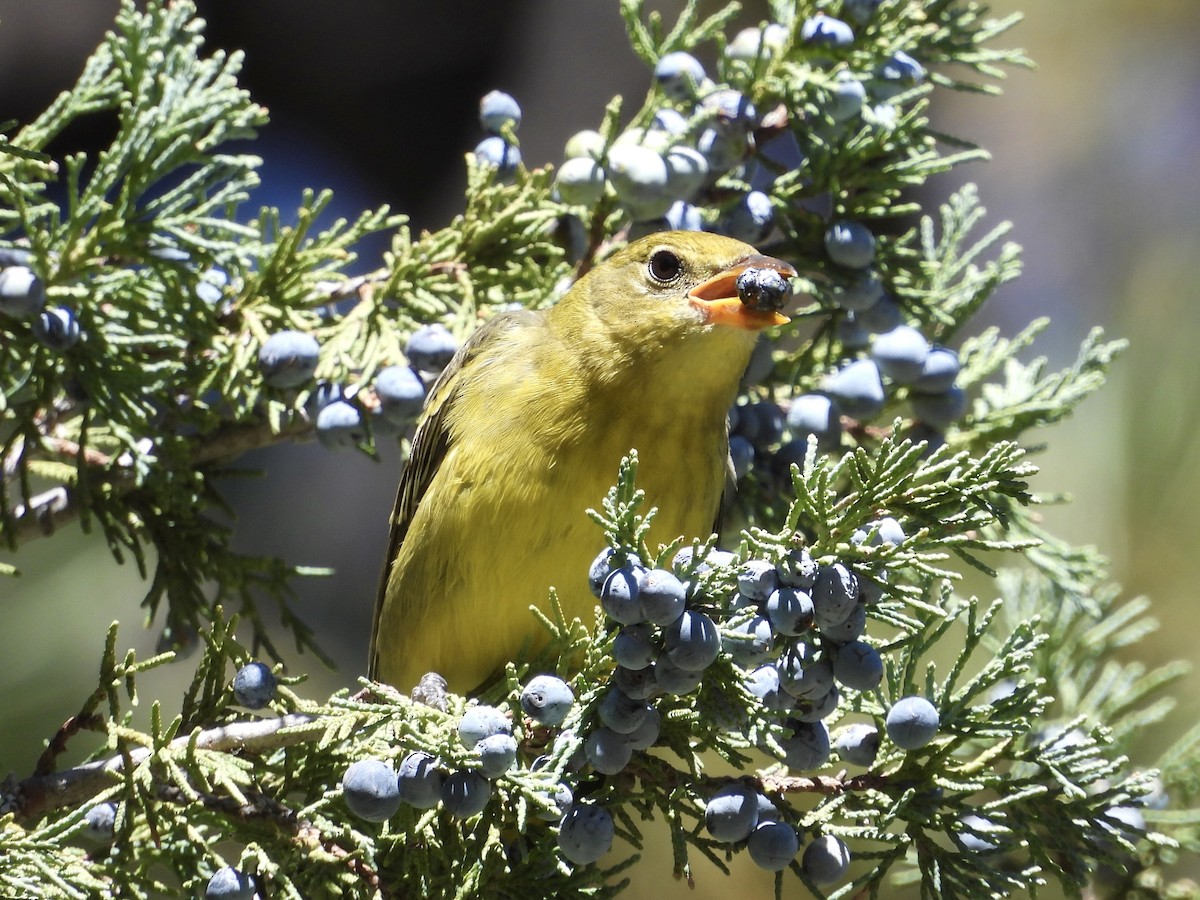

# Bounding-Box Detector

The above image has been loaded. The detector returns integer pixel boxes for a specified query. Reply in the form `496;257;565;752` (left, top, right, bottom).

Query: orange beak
687;254;797;330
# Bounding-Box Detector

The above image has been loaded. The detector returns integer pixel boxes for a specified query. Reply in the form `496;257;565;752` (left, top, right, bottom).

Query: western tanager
369;231;796;692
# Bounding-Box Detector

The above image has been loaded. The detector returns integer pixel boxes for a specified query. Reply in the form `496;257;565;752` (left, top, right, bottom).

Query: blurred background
1;0;1197;894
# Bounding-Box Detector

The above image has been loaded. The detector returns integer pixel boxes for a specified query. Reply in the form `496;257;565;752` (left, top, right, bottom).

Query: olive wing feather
367;310;541;678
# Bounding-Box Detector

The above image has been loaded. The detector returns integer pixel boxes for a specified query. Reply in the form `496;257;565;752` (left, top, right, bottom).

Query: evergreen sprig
1;1;1195;898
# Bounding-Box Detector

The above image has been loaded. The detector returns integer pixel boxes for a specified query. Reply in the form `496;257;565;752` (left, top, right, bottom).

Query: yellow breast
373;312;754;692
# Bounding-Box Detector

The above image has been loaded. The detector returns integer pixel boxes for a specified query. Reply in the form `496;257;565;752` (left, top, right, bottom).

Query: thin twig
9;713;317;821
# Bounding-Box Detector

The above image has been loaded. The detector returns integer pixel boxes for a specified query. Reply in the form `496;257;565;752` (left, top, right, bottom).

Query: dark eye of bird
647;249;683;283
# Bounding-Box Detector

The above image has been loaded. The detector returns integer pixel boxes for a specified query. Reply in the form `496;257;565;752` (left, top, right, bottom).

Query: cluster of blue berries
548;1;926;247
587;547;717;771
0;249;82;351
339;672;615;865
473;90;522;181
257;323;458;449
578;541;941;879
701;781;853;878
555;51;774;240
819;320;964;441
728;325;965;483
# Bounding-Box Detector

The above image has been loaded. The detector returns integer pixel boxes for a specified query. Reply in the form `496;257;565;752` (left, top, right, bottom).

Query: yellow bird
369;231;796;693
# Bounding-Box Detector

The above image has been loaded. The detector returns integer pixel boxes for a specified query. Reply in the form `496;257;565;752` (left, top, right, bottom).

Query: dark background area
2;2;1199;894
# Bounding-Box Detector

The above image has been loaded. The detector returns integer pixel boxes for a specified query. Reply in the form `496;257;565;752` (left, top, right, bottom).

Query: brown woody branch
8;713;317;821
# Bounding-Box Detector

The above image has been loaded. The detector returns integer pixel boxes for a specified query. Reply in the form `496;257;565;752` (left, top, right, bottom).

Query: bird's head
557;232;797;355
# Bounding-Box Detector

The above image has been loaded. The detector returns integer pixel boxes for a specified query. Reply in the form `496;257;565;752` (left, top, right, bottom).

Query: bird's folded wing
367;309;540;679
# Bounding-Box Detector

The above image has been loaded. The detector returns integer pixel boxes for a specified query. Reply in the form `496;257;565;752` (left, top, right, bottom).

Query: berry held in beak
688;254;797;329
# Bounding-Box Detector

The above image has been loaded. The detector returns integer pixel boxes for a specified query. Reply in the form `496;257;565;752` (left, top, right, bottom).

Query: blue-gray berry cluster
698;778;854;877
336;673;608;867
555;49;778;238
255;318;455;450
578;538;944;879
474;90;523;181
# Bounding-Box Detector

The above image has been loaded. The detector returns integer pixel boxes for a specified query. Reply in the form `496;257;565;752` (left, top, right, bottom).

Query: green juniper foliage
0;1;1197;898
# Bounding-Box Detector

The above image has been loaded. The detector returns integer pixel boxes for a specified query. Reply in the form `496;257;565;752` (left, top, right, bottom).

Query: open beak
687;254;797;330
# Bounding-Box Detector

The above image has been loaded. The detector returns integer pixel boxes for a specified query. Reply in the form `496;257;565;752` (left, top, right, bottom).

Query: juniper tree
1;1;1197;898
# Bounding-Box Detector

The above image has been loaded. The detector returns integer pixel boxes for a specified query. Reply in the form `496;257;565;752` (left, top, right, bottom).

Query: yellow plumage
369;232;794;692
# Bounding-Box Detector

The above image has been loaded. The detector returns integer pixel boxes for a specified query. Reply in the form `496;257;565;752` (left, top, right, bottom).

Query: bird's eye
647;249;683;283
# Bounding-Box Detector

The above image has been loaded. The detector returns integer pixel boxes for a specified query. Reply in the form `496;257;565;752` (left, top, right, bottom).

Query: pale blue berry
859;295;903;333
650;108;689;135
747;820;800;870
315;400;364;449
375;365;425;423
720;190;774;243
613;664;657;700
441;770;492;818
831;270;885;312
653;653;704;695
801;14;854;46
705;782;759;842
0;265;46;318
601;565;645;624
406;323;459;374
872;324;930;383
654;52;706;101
479;90;521;134
584;726;633;774
776;547;818;589
958;813;1002;852
259;330;319;388
32;307;81;350
803;834;852;884
765;586;815;636
521;674;575;725
397;751;444;808
665;200;703;231
475;733;518;778
623;706;661;750
823;359;885;420
638;568;687;626
825;221;876;268
913;346;961;393
727;615;775;667
834;722;880;766
886;696;940;749
786;394;842;451
664;145;709;199
663;610;722;671
232;662;276;709
613;625;657;671
558;802;614;864
813;563;860;628
820;601;867;642
342;759;401;822
555;157;606;206
606;144;672;219
911;386;967;428
458;705;511;749
81;802;117;844
564;129;605;160
737;559;778;602
779;719;831;770
474;136;521;179
598;688;651;735
205;867;255;900
833;640;884;691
